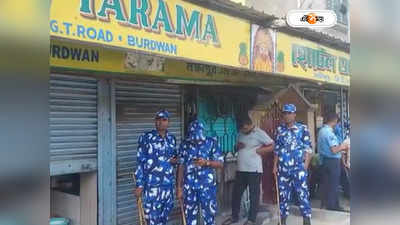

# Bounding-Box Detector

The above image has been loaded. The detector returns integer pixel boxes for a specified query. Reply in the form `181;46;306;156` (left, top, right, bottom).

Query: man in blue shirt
176;120;224;225
134;110;179;225
317;112;349;211
273;104;312;225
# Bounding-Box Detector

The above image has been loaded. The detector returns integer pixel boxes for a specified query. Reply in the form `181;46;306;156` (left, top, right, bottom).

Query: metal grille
197;96;238;154
114;79;182;225
339;88;350;138
49;74;98;175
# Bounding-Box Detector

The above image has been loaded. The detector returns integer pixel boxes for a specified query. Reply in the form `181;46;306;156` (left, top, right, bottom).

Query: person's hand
194;158;207;167
176;187;183;199
273;165;278;176
236;142;245;150
343;157;350;169
169;156;178;164
342;144;350;152
256;147;264;156
134;187;143;198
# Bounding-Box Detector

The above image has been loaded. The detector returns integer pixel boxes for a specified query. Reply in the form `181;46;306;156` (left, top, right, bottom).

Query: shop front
275;30;350;130
49;0;259;224
49;1;351;224
247;27;351;206
49;41;279;224
274;30;350;142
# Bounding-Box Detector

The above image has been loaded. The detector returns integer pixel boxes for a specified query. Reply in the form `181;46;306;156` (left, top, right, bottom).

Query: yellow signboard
276;32;350;86
50;40;262;83
50;0;251;69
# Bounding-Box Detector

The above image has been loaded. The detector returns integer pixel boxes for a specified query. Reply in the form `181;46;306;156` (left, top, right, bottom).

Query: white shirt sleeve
256;128;274;145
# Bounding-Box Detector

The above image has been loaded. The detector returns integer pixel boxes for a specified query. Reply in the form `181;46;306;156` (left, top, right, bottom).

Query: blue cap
282;104;296;113
187;120;206;141
155;109;169;119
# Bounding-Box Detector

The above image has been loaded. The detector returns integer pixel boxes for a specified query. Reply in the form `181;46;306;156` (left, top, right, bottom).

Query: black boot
303;217;311;225
278;217;286;225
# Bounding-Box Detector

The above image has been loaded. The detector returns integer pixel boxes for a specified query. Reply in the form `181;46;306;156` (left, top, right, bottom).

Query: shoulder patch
167;133;176;139
144;130;158;140
296;122;305;126
144;131;153;137
297;122;308;129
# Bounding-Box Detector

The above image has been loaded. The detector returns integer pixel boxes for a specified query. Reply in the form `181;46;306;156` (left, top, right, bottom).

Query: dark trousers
232;171;261;222
341;165;351;199
321;158;341;209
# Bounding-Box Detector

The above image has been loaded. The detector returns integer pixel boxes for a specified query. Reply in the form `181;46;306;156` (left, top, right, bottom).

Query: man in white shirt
230;116;275;225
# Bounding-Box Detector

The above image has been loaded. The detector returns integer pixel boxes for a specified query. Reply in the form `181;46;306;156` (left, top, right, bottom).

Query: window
327;0;348;25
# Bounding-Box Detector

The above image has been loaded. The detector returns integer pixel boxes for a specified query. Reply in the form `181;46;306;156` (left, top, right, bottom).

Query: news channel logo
287;10;337;28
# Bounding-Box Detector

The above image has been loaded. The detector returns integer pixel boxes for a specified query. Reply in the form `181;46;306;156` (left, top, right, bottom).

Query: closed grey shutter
49;74;98;176
115;79;182;225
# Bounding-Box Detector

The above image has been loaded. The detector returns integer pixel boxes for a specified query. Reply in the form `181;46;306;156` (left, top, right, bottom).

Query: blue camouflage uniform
179;120;224;225
135;110;177;225
274;104;312;219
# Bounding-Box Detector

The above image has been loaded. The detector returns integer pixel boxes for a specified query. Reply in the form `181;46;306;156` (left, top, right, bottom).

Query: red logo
300;13;324;24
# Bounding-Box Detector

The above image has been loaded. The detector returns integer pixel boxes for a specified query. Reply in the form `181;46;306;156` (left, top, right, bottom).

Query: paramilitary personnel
273;104;312;225
134;110;179;225
177;120;224;225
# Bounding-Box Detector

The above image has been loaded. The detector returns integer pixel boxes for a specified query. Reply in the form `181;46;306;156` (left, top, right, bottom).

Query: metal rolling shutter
115;79;182;225
49;74;98;175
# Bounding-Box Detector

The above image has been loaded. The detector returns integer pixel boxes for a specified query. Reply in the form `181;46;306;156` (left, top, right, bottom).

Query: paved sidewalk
261;207;350;225
216;203;350;225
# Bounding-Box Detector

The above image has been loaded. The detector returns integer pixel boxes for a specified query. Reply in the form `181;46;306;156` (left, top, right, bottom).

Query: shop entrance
250;86;316;206
113;79;183;225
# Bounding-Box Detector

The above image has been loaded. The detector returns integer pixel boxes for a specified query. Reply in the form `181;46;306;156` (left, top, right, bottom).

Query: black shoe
222;217;238;225
303;217;311;225
327;206;349;212
278;217;286;225
231;218;239;224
